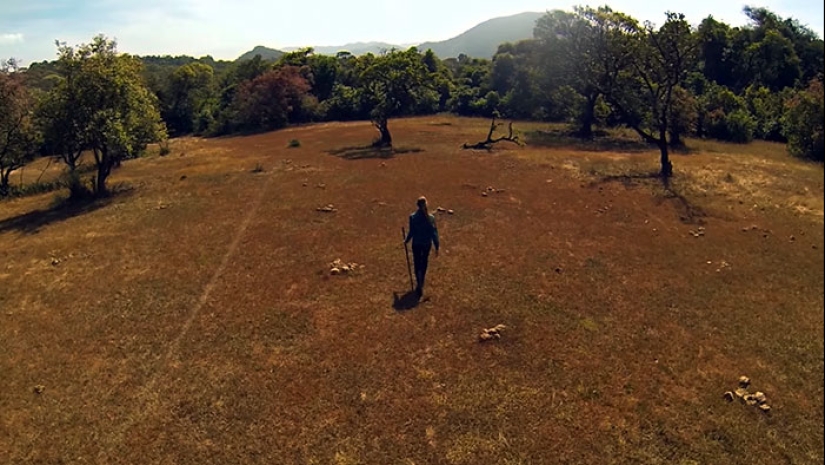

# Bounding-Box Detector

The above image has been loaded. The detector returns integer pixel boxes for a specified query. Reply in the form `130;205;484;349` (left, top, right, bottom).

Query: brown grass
1;116;823;464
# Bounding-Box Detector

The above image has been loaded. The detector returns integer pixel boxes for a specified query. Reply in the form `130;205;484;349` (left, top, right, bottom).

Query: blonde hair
417;196;428;216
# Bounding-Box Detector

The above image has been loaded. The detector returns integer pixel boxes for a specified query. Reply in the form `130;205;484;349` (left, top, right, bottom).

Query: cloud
0;33;24;44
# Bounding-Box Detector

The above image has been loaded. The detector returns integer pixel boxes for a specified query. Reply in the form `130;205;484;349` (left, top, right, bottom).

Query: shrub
725;109;757;143
159;142;171;156
704;108;756;143
783;79;824;161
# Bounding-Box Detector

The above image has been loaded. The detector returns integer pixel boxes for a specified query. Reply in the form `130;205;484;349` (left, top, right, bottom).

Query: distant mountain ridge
236;11;542;61
284;42;410;56
237;45;285;62
418;12;543;58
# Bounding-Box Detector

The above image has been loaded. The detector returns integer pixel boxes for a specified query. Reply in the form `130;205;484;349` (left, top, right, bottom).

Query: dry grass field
1;116;823;464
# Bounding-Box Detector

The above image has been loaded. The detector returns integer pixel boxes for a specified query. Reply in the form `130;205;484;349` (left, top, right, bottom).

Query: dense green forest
1;5;823;196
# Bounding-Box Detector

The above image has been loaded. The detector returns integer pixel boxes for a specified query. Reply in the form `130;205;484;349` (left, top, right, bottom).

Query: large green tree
41;36;167;197
534;7;639;137
166;62;216;135
359;48;432;147
0;60;39;196
602;12;697;178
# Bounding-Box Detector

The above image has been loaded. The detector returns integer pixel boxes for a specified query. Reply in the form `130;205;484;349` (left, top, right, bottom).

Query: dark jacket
405;210;440;250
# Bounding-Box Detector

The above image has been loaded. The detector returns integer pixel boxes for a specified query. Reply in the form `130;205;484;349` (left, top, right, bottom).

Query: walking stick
402;227;414;291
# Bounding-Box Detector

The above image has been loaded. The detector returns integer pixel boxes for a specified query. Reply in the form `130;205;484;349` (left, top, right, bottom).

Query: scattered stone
302;182;308;187
316;204;337;213
316;183;326;189
554;267;563;274
753;391;767;405
728;376;772;413
447;210;455;215
481;192;488;197
179;175;187;181
789;235;796;242
33;385;45;394
479;324;506;342
51;257;61;266
380;162;387;167
689;228;705;238
328;259;363;276
436;207;446;212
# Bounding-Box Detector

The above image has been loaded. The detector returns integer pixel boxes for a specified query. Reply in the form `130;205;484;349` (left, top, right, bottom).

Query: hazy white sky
1;0;823;65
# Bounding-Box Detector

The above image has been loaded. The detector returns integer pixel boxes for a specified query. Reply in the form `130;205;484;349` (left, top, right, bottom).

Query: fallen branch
463;116;523;150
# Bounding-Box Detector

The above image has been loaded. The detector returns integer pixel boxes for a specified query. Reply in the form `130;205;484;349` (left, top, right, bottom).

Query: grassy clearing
1;116;822;464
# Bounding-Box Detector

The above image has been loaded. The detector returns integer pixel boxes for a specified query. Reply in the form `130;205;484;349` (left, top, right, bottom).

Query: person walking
404;196;440;297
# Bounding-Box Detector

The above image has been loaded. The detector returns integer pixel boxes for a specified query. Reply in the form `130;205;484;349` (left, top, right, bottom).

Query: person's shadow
392;290;428;311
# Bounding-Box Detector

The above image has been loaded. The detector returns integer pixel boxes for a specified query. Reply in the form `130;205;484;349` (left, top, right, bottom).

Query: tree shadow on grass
526;129;652;153
327;145;423;160
392;290;431;311
590;171;707;225
588;170;664;188
0;196;114;235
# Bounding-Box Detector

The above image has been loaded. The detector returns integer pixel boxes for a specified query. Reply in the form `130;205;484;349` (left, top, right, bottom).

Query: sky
1;0;823;65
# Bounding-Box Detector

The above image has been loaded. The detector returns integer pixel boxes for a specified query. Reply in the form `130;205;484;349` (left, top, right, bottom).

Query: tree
744;84;788;141
166;62;215;135
667;86;698;147
743;6;824;84
41;36;167;197
783;78;824;161
534;7;638;137
0;61;39;196
359;48;431;147
745;30;801;91
602;12;697;178
230;66;312;132
37;50;89;196
696;16;735;87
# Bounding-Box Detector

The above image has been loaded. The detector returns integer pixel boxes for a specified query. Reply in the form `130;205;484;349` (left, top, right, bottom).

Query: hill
418;11;543;58
285;41;406;56
237;12;543;60
237;45;285;62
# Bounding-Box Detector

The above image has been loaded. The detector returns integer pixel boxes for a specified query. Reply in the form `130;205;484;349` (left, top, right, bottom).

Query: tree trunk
0;168;10;196
95;149;113;197
669;128;683;148
577;94;597;139
373;118;392;147
659;142;673;178
658;117;673;178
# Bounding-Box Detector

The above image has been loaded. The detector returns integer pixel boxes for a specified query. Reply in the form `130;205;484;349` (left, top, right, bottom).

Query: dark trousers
412;244;431;292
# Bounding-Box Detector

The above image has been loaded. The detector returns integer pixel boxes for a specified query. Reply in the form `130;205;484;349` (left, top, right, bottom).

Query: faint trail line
100;174;272;455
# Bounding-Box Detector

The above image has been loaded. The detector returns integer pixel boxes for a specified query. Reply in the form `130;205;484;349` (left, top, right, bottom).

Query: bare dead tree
463;116;523;150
